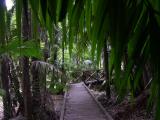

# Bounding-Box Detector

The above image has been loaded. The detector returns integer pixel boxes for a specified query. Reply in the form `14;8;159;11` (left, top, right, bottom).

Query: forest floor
89;85;154;120
0;95;64;120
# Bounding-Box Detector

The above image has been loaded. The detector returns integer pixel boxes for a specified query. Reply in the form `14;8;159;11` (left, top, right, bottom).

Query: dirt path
63;83;107;120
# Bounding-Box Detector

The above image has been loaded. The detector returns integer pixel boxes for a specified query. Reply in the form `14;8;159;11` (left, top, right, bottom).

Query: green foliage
49;82;65;95
0;38;42;58
0;89;6;96
58;0;69;21
15;0;22;42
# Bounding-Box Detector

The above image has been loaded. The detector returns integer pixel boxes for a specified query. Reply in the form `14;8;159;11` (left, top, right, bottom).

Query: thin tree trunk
61;40;65;83
42;30;48;108
103;40;111;99
51;27;58;85
22;0;32;119
61;20;66;84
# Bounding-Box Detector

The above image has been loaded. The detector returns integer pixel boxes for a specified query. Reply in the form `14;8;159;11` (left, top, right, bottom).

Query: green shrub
49;82;65;95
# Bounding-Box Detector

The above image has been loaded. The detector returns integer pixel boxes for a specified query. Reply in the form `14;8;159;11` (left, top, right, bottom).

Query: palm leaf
15;0;22;40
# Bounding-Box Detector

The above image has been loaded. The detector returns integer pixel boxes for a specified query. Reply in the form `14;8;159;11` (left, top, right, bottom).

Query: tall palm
21;0;32;119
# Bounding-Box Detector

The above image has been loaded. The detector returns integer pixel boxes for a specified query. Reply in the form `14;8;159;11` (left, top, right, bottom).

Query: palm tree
21;0;32;119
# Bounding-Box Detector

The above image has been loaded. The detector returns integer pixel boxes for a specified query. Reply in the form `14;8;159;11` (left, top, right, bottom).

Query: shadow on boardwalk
64;82;107;120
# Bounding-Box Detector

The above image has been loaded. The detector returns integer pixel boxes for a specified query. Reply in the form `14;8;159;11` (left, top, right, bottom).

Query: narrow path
64;82;107;120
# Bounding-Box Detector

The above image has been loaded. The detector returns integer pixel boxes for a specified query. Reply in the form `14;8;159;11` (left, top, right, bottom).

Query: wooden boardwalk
63;83;108;120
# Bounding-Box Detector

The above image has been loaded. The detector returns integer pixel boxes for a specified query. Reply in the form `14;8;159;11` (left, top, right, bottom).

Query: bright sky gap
5;0;14;10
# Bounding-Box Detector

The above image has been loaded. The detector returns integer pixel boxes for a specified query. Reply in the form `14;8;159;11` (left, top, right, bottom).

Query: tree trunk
8;59;24;115
103;40;111;99
61;39;65;84
31;62;41;119
22;57;32;119
61;20;66;84
51;27;58;85
1;56;12;120
22;0;32;119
